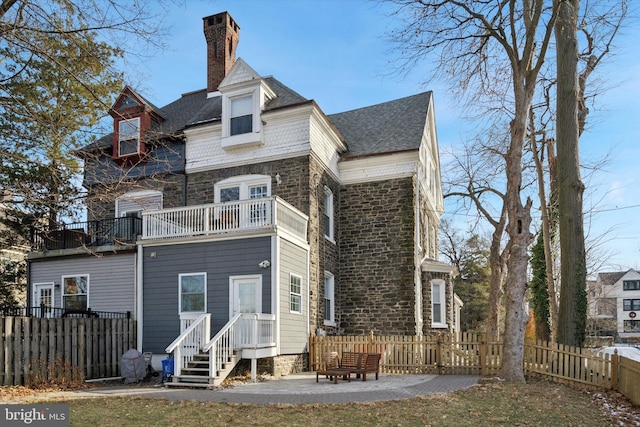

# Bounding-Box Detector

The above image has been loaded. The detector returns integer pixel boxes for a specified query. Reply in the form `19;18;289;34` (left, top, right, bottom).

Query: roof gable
109;86;165;124
328;92;432;157
218;58;261;89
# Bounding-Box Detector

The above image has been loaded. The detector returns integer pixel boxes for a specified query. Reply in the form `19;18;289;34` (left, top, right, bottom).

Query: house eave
421;257;457;275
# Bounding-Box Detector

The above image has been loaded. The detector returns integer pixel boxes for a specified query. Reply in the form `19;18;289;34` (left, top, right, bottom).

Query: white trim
289;273;303;314
323;271;335;327
339;151;419;185
431;279;447;329
32;282;55;308
61;274;89;310
116;190;163;217
273;236;280;354
136;244;143;350
214;174;271;203
228;274;263;318
117;117;141;157
323;186;335;242
178;272;207;314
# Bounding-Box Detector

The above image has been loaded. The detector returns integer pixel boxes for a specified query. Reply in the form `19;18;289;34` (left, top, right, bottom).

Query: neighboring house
588;269;640;343
26;12;454;383
0;190;28;306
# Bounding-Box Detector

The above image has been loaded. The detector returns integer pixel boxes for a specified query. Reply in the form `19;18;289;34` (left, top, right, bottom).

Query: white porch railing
202;313;242;380
236;313;276;348
164;313;211;377
166;313;277;380
142;197;308;242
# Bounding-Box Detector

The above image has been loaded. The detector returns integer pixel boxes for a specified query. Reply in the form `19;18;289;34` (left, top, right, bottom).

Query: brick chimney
203;12;240;93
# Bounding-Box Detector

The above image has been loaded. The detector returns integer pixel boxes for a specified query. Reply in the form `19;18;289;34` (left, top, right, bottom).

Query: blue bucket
162;358;174;378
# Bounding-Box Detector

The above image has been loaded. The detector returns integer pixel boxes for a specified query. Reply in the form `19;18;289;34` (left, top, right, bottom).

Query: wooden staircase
166;351;240;389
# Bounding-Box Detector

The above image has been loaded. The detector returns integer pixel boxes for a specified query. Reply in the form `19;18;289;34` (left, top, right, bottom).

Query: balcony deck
142;197;308;242
31;217;141;251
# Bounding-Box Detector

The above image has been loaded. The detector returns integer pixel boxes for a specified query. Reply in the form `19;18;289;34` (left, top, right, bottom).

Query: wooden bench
351;353;381;381
315;351;382;383
316;351;351;384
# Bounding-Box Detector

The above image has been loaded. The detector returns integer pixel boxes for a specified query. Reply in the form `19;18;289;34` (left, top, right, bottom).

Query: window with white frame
290;273;302;314
118;117;140;156
623;299;640;311
431;279;447;328
116;190;163;217
215;175;271;203
230;95;253;135
624;320;640;332
62;275;88;310
323;187;334;241
623;280;640;291
324;272;335;325
179;273;206;313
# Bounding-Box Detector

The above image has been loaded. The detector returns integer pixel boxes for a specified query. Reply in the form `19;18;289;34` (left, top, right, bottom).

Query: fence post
611;349;619;391
436;334;442;375
308;334;313;370
479;332;487;376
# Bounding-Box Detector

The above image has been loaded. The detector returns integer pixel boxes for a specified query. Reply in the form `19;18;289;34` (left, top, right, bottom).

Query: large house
27;12;456;384
587;269;640;343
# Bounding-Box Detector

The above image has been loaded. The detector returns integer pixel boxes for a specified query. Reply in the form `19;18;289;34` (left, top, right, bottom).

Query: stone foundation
232;354;309;378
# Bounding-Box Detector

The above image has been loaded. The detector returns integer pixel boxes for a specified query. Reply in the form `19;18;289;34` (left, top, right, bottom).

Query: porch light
259;260;270;269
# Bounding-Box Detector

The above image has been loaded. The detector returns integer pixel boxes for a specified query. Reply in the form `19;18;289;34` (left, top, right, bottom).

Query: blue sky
131;0;639;272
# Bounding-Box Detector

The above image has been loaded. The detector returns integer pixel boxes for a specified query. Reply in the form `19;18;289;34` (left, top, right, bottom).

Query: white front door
230;275;262;318
33;283;54;318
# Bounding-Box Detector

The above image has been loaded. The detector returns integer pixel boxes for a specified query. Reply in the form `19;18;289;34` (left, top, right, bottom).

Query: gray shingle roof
84;78;431;160
597;269;639;286
329;91;432;157
84;77;308;153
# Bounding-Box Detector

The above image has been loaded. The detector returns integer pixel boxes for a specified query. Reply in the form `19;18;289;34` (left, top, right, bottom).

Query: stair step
171;375;212;383
165;381;214;389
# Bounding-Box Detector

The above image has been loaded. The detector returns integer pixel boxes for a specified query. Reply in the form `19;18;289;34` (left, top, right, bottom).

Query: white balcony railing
142;197;307;242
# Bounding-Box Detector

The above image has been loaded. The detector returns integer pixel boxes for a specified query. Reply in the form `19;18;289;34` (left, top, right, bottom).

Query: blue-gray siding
29;253;136;316
142;237;272;354
83;142;184;186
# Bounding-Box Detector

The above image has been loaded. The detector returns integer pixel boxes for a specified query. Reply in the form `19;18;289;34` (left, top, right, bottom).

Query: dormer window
118;117;140;156
109;86;165;164
230;95;253;135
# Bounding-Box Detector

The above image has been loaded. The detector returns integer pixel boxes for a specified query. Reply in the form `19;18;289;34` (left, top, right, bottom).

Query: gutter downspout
414;166;423;336
136;243;143;351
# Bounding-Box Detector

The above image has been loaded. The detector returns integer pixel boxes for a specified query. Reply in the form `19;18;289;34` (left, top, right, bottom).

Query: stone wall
257;354;308;377
185;157;309;210
338;177;416;335
86;174;185;221
420;270;455;334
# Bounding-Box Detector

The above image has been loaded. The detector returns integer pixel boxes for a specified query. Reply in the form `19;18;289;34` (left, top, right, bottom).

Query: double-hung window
623;280;640;291
62;275;88;310
118;117;140;156
623;299;640;311
324;272;335;326
431;280;447;328
179;273;206;313
230;95;253;135
323;187;334;241
290;274;302;314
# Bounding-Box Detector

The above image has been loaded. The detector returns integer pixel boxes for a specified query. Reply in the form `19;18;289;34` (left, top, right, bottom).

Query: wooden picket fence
309;332;640;405
1;316;136;386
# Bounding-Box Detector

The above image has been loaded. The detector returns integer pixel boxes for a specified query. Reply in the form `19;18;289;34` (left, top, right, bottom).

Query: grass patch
35;379;630;426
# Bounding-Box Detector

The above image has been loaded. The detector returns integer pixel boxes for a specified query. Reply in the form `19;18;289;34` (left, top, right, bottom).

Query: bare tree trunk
485;215;507;342
546;138;560;337
499;100;534;382
531;121;559;342
555;0;587;347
